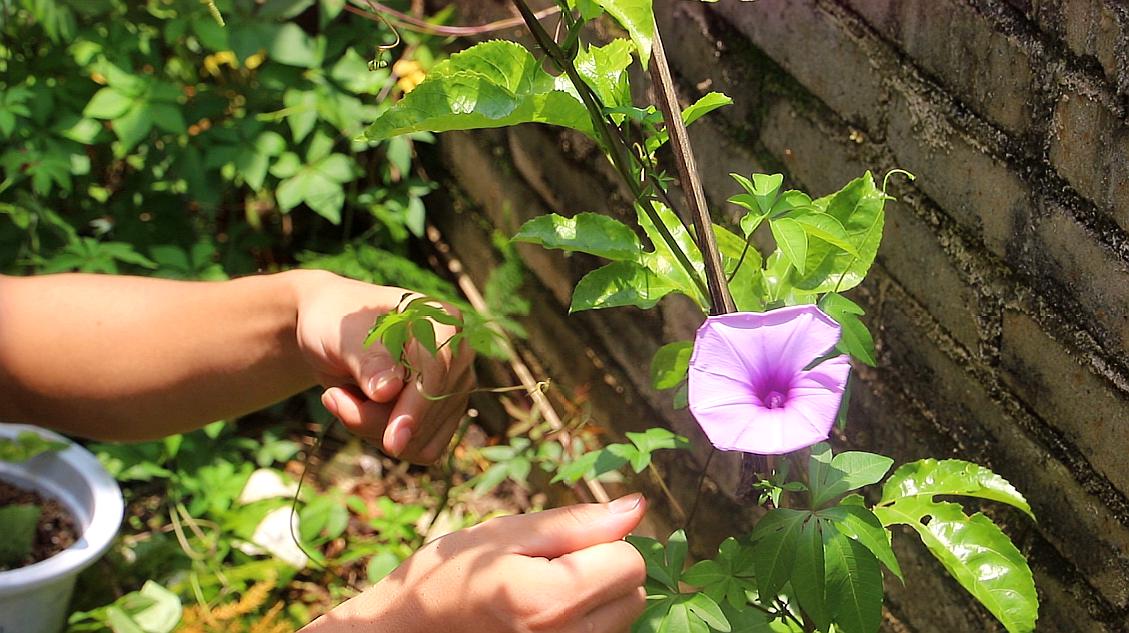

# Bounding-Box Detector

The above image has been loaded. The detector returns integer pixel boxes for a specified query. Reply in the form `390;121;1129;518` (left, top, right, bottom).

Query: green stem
511;0;710;306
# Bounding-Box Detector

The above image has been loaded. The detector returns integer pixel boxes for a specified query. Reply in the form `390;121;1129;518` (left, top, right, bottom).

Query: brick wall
422;1;1129;630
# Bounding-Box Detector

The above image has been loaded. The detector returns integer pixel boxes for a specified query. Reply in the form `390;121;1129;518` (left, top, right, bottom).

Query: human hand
287;269;475;463
303;495;649;633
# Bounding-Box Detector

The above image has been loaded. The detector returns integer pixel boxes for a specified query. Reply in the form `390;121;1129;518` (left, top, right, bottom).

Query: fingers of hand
322;387;393;441
487;496;647;559
566;588;647;633
545;541;647;608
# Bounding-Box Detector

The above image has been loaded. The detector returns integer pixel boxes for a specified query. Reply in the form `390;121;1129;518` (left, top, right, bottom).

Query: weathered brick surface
708;0;888;132
999;310;1129;493
1034;206;1129;355
844;0;1038;136
878;293;1129;610
884;90;1030;259
1048;92;1129;233
1027;0;1128;96
427;0;1129;629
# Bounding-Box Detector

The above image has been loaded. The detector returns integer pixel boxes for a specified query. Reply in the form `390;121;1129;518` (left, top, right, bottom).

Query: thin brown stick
649;27;735;315
345;0;560;37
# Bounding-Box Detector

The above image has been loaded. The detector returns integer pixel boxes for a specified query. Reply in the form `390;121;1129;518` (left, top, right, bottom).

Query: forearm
0;270;320;440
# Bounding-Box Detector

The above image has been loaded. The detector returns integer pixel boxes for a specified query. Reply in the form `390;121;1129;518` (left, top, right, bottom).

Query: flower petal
692;306;843;382
688;306;850;455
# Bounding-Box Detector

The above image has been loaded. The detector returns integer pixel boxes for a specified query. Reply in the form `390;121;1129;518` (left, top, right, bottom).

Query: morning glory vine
360;1;1040;632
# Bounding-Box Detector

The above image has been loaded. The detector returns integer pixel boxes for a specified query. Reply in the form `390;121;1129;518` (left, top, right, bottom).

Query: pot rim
0;424;123;595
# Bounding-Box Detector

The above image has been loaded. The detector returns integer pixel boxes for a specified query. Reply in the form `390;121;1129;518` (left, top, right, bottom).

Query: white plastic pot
0;424;123;633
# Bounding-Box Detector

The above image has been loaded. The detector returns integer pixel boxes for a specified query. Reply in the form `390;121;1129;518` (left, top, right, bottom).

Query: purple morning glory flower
687;305;851;455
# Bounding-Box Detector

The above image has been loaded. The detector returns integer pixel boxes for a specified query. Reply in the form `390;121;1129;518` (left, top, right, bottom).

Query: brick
844;0;1038;136
879;299;1129;608
1030;0;1127;93
1048;93;1129;233
1061;1;1124;86
1000;311;1129;494
886;91;1029;258
708;0;888;132
1036;208;1129;355
879;202;982;351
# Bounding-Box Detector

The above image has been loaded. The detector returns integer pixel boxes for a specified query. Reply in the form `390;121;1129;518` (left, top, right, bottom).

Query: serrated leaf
513;212;642;261
751;508;808;599
713;225;764;312
823;527;883;633
570;260;678;312
875;499;1037;633
573;39;634;109
651;341;693;390
365;41;594;141
591;0;655;69
793;212;858;256
793;172;886;293
879;459;1033;519
637;201;707;308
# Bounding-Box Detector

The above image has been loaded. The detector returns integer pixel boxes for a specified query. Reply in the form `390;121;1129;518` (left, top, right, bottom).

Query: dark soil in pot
0;479;77;571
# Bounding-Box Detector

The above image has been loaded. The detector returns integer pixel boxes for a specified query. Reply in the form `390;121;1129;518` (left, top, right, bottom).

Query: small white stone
237;468;299;505
247;506;309;569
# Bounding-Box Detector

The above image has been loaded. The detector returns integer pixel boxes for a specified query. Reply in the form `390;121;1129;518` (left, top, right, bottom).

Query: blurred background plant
0;1;503;630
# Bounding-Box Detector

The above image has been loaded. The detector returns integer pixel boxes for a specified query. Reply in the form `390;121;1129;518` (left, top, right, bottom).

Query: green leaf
651;341;693;390
269;23;323;68
365;41;594;142
769;218;808;274
111;101;153;151
574;39;635;109
591;0;655;68
810;450;894;507
513;212;642;261
792;212;858;256
793;172;886;294
822;527;883;633
879;459;1033;519
0;504;40;567
820;504;902;580
875;499;1037;633
570;260;678;312
637;201;707;307
83;87;133;119
713;225;764;312
751;508;808;599
685;593;730;632
682;92;732;126
790;517;829;631
819;293;876;367
627;535;679;591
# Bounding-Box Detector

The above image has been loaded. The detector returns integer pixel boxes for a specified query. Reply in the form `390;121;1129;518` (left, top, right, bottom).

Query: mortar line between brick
877;271;1129;528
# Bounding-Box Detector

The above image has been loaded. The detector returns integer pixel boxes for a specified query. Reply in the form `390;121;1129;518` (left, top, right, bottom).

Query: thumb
349;349;405;403
491;494;647;559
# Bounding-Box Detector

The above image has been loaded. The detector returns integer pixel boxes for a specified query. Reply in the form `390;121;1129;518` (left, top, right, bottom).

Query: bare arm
0;270;472;459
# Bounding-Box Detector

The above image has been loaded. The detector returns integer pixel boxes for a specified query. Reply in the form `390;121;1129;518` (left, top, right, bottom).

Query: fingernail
608;493;644;514
387;415;413;456
321;392;340;417
369;369;401;398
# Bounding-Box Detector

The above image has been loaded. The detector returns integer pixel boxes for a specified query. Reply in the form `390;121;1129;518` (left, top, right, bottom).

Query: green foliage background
0;0;450;290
